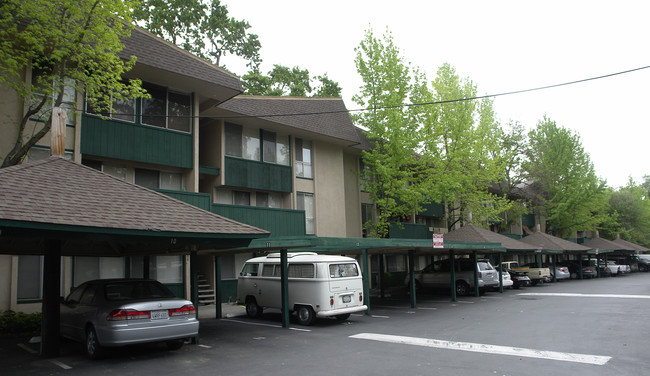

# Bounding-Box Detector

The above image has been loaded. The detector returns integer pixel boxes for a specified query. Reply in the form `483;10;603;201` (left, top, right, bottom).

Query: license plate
342;295;351;303
150;310;169;320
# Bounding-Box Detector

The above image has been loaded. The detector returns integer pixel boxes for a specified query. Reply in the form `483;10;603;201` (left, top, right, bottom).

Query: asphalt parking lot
2;273;650;376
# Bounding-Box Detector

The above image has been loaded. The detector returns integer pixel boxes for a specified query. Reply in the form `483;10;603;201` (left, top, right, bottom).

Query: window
141;83;191;132
17;255;43;301
289;264;315;278
297;192;315;234
329;263;359;278
134;168;183;190
361;203;375;237
83;159;127;180
151;255;183;284
263;131;290;165
256;192;282;208
31;66;76;126
295;138;313;178
240;263;259;276
225;122;260;161
233;191;251;206
74;257;125;286
87;91;136;123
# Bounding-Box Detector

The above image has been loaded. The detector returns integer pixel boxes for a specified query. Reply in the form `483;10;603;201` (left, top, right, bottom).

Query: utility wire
83;65;650;120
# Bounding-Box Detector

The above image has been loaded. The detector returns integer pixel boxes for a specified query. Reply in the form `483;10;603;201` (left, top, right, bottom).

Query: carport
208;235;505;327
581;236;634;276
519;231;592;281
0;157;269;357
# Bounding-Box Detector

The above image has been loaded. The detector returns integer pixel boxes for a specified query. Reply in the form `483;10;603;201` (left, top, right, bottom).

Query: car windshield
104;281;176;301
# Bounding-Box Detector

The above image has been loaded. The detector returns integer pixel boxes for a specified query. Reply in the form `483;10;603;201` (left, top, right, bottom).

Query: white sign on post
433;234;444;248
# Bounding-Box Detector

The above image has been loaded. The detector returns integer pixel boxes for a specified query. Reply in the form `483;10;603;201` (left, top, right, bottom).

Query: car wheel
335;313;351;321
245;297;263;318
455;281;470;297
85;326;103;360
166;339;185;350
570;272;577;279
295;305;315;326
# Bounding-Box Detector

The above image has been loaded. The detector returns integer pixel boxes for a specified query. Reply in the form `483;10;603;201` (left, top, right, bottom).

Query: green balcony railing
81;114;193;168
224;156;292;193
211;204;305;237
388;222;433;239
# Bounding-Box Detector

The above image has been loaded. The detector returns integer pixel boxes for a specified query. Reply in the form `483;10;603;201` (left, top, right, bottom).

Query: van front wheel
245;297;263;318
296;305;315;326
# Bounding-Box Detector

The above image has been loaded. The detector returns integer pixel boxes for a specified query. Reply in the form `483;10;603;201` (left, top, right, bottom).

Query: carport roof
612;237;649;253
443;224;542;252
202;235;506;255
519;231;592;253
581;236;635;253
0;157;269;255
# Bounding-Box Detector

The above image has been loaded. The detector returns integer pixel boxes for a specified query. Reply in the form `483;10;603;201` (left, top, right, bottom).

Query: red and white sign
433;234;444;248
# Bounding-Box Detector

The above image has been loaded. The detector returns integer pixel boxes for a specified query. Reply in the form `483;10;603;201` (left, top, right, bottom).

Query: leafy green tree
523;116;610;237
134;0;261;68
605;179;650;246
413;64;511;230
352;29;426;237
0;0;146;168
242;65;342;97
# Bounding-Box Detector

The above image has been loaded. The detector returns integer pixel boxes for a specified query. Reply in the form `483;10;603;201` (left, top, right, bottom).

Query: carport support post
498;253;503;293
362;249;371;315
215;255;222;319
189;251;199;343
472;251;479;297
408;250;416;308
41;239;61;358
280;249;290;328
552;255;557;283
449;249;457;302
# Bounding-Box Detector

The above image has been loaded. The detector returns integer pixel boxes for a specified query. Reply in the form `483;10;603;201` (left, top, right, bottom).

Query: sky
222;0;650;189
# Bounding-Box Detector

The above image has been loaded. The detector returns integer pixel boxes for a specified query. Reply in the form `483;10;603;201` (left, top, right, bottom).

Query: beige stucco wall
312;141;347;237
0;255;12;311
343;151;363;237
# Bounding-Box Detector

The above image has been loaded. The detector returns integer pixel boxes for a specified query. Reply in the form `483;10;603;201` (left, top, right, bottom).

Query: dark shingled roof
120;27;242;94
519;231;592;251
217;96;360;144
0;157;268;236
444;224;540;251
612;237;649;253
582;236;634;252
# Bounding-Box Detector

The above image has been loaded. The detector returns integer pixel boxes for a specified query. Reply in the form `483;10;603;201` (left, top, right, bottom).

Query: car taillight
169;304;195;317
107;309;150;321
359;293;363;302
478;272;482;278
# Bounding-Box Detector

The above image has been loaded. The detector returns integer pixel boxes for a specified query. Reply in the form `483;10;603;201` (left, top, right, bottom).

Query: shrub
0;310;41;336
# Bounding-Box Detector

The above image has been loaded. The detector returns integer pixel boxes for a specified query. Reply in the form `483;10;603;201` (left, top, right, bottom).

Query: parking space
3;272;650;375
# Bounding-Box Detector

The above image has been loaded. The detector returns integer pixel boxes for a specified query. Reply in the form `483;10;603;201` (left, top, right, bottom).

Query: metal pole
473;251;479;297
190;251;199;344
215;255;222;319
408;250;416;308
40;239;61;358
362;249;371;315
280;249;290;328
498;253;503;293
449;249;457;302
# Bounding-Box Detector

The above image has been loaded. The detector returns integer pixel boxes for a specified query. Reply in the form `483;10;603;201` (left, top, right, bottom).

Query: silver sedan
60;279;199;359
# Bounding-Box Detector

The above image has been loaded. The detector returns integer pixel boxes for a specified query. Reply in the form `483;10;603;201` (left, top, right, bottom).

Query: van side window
241;263;258;276
262;264;275;277
288;264;315;278
329;263;359;278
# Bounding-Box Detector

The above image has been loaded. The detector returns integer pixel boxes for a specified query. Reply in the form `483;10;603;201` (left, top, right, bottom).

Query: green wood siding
211;204;305;237
419;202;445;217
155;189;211;211
388;222;432;239
224;156;292;192
81;114;193;168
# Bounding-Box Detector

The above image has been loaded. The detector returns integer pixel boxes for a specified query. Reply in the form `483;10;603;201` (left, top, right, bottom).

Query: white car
500;271;514;288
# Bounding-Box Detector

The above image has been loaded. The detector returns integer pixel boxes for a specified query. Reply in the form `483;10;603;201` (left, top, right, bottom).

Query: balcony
81;114;193;168
224;156;292;193
211;204;306;237
388;222;433;240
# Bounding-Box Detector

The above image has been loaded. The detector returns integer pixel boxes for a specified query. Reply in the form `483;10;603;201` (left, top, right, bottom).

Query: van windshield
329;263;359;278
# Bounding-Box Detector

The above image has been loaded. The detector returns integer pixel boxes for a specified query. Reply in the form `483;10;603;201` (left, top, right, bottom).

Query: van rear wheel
296;305;315;326
245;297;263;318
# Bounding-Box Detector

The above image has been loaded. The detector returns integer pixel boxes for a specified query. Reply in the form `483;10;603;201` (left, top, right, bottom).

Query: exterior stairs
197;274;215;305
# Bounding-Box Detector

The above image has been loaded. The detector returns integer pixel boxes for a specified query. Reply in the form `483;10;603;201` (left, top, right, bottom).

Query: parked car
635;254;650;272
405;258;500;296
557;261;597;279
499;270;514;289
526;263;570;281
602;261;621;276
60;279;199;359
498;261;551;286
507;269;532;289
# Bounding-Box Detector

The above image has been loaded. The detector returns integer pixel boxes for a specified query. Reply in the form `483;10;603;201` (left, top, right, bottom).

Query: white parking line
17;344;38;354
222;318;311;331
49;359;72;370
371;315;390;319
518;292;650;299
349;333;611;366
